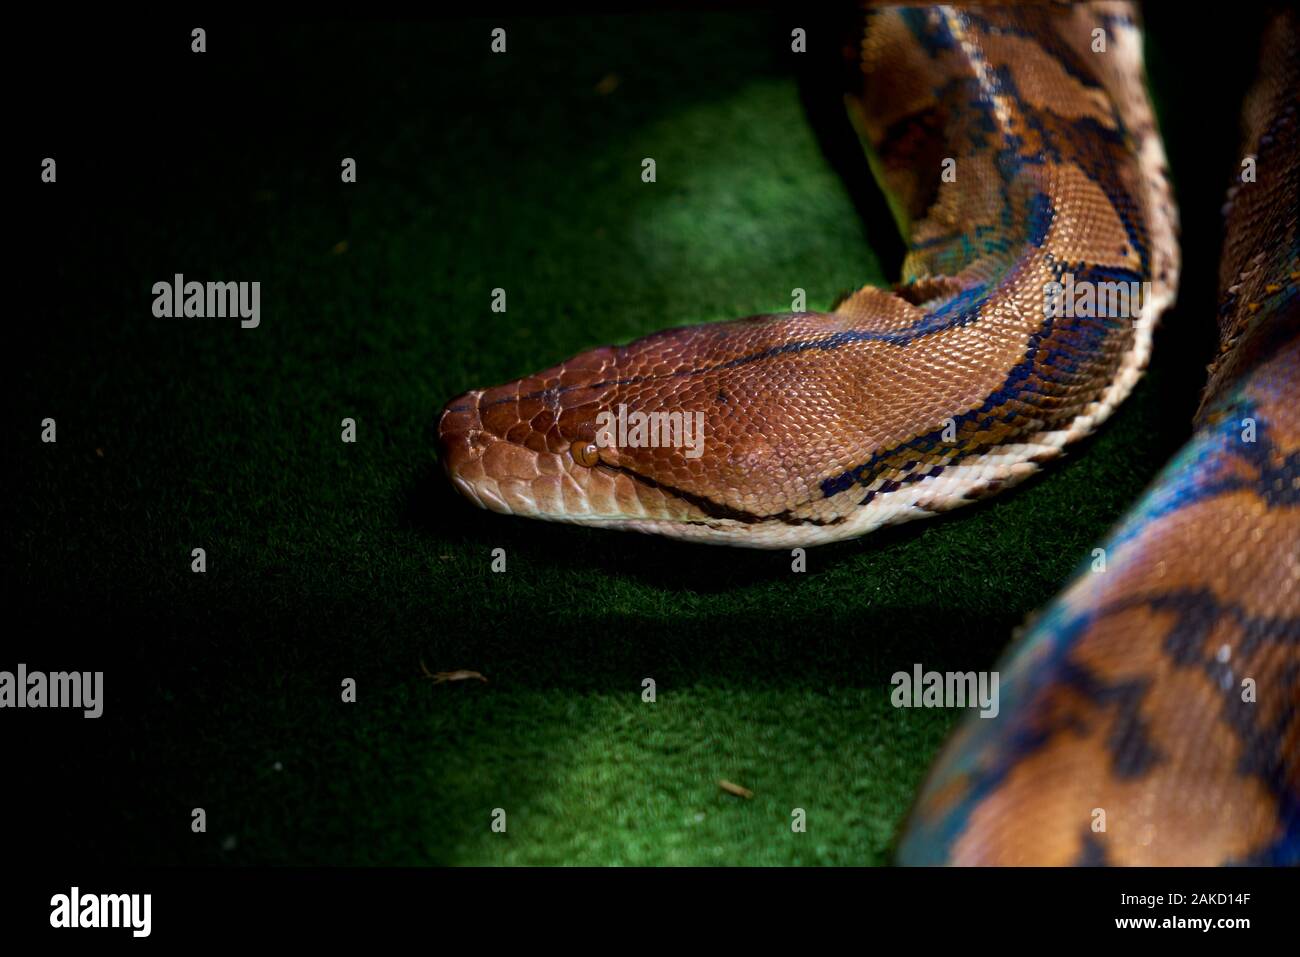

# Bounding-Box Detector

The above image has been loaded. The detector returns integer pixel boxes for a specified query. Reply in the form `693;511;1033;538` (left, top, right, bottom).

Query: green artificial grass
8;11;1256;865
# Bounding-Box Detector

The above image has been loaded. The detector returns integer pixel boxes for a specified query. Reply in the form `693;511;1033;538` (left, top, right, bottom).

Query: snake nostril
439;389;484;434
436;389;489;475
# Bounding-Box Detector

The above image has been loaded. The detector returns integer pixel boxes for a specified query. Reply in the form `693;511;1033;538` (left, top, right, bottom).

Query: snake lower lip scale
439;2;1300;867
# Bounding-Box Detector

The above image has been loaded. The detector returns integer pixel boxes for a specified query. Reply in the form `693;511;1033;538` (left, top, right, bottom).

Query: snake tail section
897;8;1300;867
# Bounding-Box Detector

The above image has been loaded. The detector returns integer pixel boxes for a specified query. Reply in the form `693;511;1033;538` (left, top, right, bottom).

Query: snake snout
436;380;603;520
436;365;707;531
436;387;499;511
438;386;556;515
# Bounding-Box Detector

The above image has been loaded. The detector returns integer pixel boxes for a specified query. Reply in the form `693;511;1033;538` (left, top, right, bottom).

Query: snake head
436;315;874;547
437;341;716;539
436;307;944;548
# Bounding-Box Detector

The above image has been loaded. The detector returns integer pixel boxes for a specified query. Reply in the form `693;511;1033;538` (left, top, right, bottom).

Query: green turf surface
9;11;1256;865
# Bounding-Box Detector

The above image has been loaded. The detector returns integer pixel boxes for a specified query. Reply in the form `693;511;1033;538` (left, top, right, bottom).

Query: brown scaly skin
438;3;1177;548
899;9;1299;866
437;4;1298;864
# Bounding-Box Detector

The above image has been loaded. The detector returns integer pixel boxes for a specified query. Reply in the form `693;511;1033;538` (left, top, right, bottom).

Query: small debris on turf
594;73;620;95
421;660;487;685
718;779;753;799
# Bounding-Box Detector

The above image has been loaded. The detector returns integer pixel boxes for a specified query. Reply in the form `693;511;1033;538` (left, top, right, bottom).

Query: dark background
6;7;1265;864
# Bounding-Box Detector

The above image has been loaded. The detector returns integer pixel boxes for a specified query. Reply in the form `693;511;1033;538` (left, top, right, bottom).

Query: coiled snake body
439;4;1300;864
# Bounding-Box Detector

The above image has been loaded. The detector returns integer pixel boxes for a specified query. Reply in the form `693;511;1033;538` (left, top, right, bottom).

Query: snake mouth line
593;461;848;529
593;462;761;524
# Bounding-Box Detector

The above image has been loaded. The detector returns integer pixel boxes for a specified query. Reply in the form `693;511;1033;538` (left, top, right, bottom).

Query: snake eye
570;440;600;467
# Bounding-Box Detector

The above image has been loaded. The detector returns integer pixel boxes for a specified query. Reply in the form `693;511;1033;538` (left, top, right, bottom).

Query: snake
437;4;1299;864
